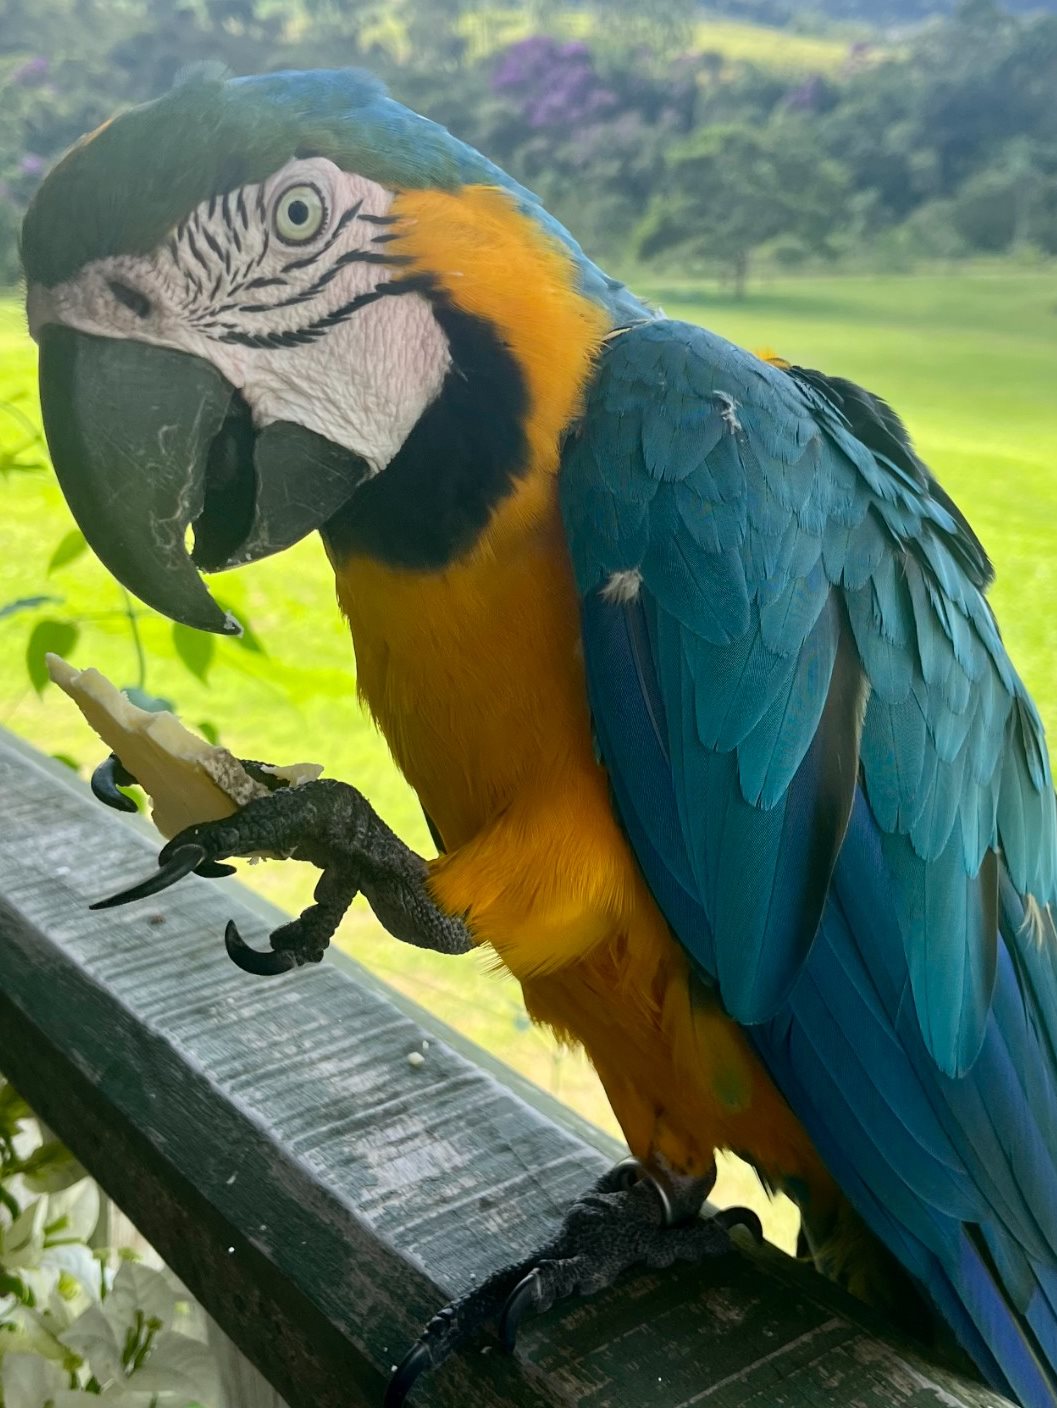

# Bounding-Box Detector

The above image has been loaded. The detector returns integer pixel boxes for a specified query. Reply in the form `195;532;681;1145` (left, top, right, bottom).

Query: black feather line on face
197;220;231;277
251;226;271;270
323;292;529;570
215;274;431;348
241;275;287;292
227;246;407;316
185;227;211;275
281;200;362;273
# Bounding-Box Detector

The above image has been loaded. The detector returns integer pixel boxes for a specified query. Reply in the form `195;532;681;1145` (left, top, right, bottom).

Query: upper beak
37;326;370;634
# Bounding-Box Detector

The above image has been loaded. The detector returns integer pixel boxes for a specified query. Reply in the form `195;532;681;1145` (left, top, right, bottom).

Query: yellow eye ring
273;183;328;244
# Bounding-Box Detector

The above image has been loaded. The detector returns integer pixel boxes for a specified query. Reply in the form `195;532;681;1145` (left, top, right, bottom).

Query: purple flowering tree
491;37;617;131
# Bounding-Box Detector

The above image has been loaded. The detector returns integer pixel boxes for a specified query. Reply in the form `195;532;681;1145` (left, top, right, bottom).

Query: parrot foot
90;751;259;877
385;1158;762;1407
89;777;473;972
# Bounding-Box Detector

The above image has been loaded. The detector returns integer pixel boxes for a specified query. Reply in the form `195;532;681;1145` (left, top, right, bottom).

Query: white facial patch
27;159;451;473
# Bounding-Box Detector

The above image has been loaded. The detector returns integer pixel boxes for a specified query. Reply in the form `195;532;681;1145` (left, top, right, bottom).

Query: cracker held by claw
46;654;321;837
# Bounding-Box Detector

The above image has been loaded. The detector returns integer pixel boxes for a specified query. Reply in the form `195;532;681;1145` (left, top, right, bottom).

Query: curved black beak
38;326;370;634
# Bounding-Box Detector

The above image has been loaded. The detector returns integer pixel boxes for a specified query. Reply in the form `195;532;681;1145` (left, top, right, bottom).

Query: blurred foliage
1;0;1056;285
635;119;849;292
0;1082;220;1407
0;390;267;752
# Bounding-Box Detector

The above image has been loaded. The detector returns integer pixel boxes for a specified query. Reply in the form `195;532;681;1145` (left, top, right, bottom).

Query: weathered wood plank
0;727;1008;1407
208;1320;291;1408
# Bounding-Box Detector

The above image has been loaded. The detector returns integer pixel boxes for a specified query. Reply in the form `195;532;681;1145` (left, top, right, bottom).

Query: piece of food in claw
45;654;322;838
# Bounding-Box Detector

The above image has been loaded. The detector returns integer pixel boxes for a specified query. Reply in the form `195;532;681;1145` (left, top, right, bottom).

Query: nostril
108;280;152;319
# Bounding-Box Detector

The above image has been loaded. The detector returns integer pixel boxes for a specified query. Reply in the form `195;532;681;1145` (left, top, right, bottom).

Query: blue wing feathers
560;318;1057;1406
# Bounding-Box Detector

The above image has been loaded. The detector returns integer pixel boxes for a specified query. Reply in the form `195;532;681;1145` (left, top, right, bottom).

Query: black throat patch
322;292;529;571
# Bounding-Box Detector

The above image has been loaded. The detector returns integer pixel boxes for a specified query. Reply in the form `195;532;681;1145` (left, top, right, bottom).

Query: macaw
20;67;1057;1408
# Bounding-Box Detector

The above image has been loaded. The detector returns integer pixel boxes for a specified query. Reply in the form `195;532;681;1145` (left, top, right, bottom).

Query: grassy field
3;269;1056;1253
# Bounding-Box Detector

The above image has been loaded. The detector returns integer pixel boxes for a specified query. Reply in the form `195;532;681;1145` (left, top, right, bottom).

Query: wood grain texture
0;727;1008;1407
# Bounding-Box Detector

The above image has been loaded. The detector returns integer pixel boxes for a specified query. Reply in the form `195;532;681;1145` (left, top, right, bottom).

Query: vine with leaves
0;396;270;778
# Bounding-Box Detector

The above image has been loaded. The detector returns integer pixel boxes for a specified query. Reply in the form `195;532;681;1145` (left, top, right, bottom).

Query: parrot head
21;68;640;632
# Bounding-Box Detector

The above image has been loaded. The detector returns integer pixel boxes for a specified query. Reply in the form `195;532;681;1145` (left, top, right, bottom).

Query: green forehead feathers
21;67;646;325
20;68;488;287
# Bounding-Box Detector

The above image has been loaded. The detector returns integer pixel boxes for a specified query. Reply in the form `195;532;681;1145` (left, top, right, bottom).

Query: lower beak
38;326;370;634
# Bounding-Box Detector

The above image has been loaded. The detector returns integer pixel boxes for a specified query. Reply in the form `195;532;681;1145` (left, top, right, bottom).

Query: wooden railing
0;725;1007;1407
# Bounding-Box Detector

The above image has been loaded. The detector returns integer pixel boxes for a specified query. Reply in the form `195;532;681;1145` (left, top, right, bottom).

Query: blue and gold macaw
20;68;1057;1407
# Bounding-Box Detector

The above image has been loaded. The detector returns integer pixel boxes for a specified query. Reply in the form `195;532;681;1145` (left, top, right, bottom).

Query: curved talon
195;860;237;879
90;844;207;910
224;920;298;976
612;1155;647;1191
90;754;139;813
383;1341;434;1408
715;1205;764;1244
499;1267;543;1353
611;1157;676;1227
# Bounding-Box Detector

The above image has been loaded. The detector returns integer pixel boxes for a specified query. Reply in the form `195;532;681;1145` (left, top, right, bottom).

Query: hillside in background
2;0;1056;290
710;0;1057;21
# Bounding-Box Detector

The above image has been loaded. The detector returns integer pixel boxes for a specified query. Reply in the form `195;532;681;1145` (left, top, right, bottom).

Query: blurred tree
1;0;1057;284
587;0;697;68
950;143;1057;254
635;121;849;296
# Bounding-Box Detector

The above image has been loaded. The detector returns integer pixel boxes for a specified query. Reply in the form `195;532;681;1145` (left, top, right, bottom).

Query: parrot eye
272;183;328;244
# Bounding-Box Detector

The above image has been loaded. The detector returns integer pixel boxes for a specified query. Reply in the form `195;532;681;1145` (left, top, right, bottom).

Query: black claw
195;860;237;879
499;1268;543;1353
90;844;207;910
224;920;298;976
384;1341;433;1408
90;754;139;813
715;1205;764;1244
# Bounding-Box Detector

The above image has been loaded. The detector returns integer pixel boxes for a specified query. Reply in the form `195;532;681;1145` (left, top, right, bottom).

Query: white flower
2;1109;220;1406
1;1350;68;1408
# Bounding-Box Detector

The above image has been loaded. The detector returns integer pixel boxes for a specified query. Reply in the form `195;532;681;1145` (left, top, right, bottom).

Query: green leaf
195;720;220;746
21;1140;88;1194
50;753;80;772
234;619;265;654
0;1082;31;1130
121;687;173;714
215;600;264;654
0;594;63;622
172;624;214;683
47;531;89;574
26;621;79;695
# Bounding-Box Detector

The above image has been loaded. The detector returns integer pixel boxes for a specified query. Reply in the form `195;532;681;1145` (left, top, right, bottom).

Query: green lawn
3;269;1056;1252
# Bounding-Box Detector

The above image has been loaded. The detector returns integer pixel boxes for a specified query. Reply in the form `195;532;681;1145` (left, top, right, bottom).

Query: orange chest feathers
328;183;828;1194
333;506;828;1194
331;180;620;858
334;498;599;849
